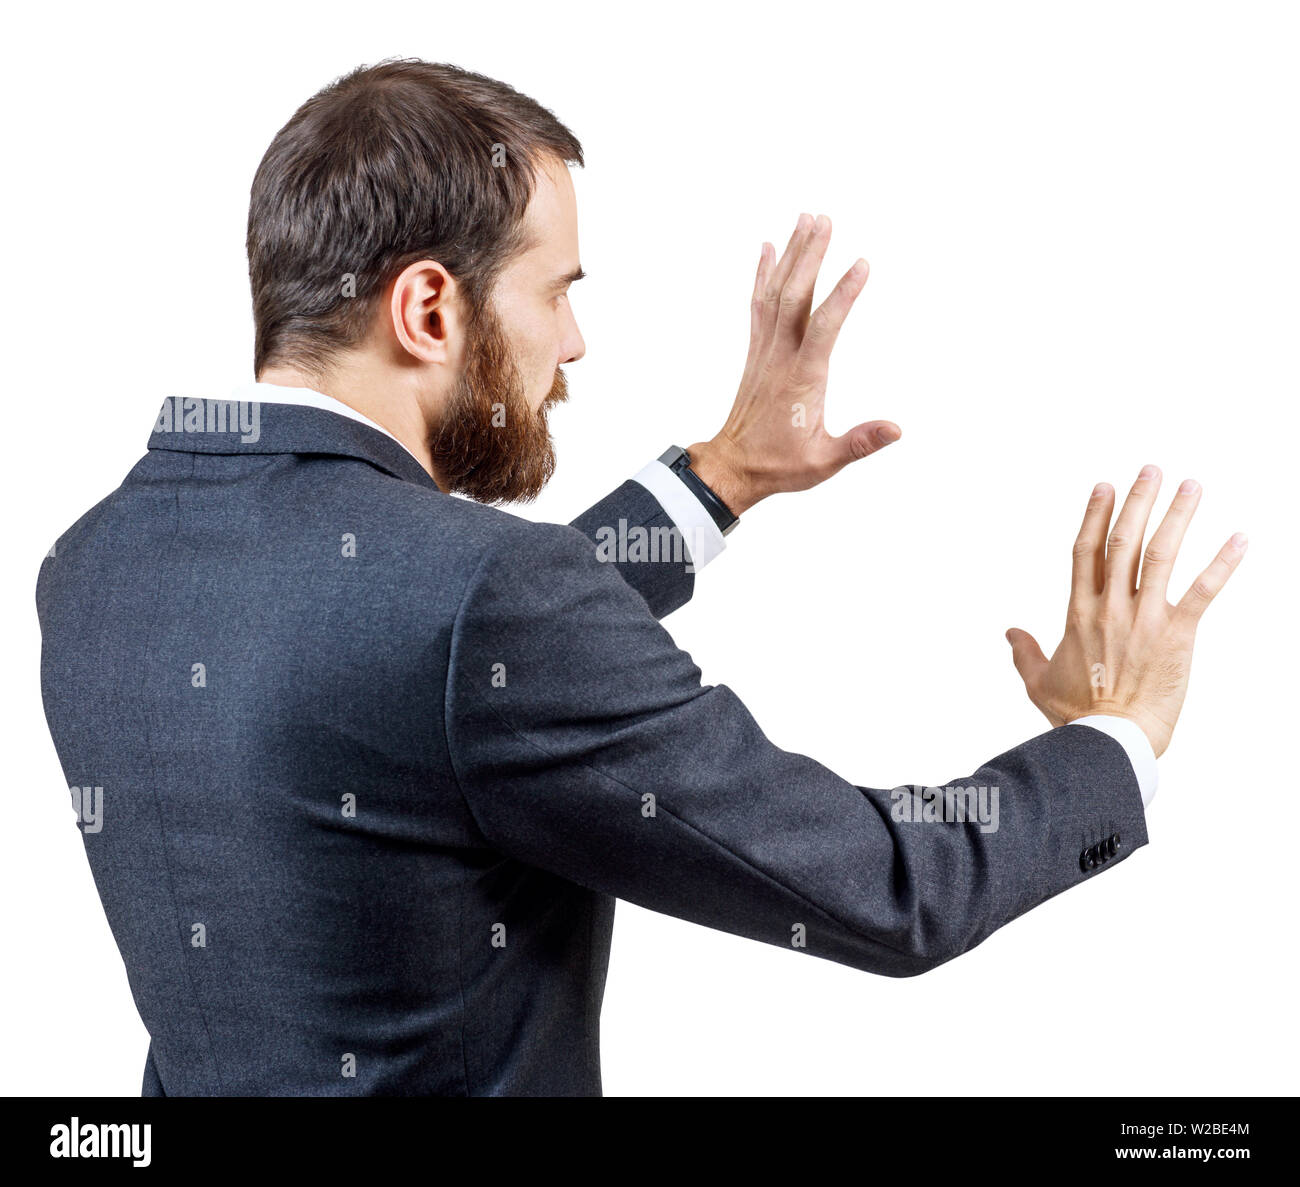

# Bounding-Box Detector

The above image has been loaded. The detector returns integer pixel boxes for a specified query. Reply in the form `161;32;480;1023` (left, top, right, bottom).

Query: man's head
247;59;586;502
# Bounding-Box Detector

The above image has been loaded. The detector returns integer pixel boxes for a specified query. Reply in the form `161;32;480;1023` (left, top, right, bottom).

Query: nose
559;305;586;364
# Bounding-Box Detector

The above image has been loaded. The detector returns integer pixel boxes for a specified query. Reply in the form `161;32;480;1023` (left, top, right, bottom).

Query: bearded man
36;59;1243;1096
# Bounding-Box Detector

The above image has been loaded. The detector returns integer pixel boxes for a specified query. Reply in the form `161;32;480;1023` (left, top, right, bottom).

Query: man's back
37;402;614;1095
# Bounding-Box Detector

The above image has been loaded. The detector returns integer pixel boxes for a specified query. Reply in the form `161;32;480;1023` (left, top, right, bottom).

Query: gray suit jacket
36;398;1147;1096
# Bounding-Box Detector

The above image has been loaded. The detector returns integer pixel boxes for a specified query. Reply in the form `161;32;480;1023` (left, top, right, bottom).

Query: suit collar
146;395;441;492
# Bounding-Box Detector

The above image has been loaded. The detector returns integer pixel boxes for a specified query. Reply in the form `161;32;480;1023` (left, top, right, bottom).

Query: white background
4;0;1297;1096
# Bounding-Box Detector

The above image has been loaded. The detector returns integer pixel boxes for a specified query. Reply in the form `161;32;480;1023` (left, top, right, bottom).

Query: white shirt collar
232;381;423;465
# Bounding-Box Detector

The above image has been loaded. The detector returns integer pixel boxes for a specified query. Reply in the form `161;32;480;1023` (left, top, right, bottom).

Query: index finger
794;257;869;374
1173;533;1248;627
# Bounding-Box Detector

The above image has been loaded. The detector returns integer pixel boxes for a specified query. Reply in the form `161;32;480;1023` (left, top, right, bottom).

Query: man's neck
257;364;442;484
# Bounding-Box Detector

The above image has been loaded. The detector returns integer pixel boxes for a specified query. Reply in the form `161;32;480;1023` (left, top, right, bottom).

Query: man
37;59;1244;1096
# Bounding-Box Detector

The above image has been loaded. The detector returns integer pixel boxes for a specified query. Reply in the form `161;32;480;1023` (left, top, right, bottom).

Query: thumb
829;420;901;467
1005;627;1048;686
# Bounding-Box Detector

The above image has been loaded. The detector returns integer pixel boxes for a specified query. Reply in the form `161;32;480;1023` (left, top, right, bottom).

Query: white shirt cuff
630;459;727;571
1067;715;1158;809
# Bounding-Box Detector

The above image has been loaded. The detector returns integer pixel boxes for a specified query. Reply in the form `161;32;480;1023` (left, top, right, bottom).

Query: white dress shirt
235;380;1157;809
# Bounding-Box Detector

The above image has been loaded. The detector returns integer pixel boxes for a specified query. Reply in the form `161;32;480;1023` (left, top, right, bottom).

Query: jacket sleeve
568;480;695;619
444;521;1149;977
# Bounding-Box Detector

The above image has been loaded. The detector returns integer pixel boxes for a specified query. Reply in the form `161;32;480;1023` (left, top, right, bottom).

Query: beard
427;302;568;505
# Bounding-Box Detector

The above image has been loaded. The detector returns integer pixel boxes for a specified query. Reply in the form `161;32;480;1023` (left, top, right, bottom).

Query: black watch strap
658;445;740;536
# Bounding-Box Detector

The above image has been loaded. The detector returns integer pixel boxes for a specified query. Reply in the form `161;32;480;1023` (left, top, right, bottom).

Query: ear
388;259;460;363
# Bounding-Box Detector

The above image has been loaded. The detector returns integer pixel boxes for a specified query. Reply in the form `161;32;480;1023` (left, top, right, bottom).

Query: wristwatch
658;445;740;536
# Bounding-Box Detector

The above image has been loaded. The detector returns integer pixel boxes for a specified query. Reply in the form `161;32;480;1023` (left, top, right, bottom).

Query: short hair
246;59;583;376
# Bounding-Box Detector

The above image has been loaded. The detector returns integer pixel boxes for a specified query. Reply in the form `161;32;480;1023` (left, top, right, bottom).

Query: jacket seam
441;543;502;1098
138;453;226;1093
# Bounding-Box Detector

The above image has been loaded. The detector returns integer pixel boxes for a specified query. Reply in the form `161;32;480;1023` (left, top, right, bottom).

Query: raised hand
687;213;900;515
1007;467;1247;757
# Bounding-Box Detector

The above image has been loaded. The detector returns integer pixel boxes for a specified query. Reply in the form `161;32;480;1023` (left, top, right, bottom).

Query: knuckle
847;435;872;462
787;364;820;393
1072;537;1096;561
1095;596;1127;627
1107;530;1131;551
804;326;831;352
1190;577;1216;603
1134;588;1166;615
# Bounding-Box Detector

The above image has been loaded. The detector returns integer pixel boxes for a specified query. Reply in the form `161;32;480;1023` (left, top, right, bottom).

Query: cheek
518;319;560;408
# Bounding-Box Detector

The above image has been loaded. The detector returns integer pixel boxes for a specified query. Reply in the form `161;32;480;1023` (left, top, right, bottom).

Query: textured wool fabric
37;399;1147;1096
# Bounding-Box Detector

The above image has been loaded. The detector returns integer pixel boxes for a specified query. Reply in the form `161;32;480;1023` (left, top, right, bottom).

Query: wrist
1063;709;1166;759
684;435;757;517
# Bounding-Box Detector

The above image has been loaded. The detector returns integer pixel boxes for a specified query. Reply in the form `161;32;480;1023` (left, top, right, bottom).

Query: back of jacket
36;402;653;1095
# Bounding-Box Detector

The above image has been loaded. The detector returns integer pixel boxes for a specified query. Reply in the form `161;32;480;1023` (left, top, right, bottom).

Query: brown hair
247;59;583;377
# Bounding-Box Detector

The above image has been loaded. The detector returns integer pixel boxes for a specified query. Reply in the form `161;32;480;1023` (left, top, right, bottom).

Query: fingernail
1179;479;1199;495
1092;483;1110;497
1139;465;1159;480
1231;532;1249;550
